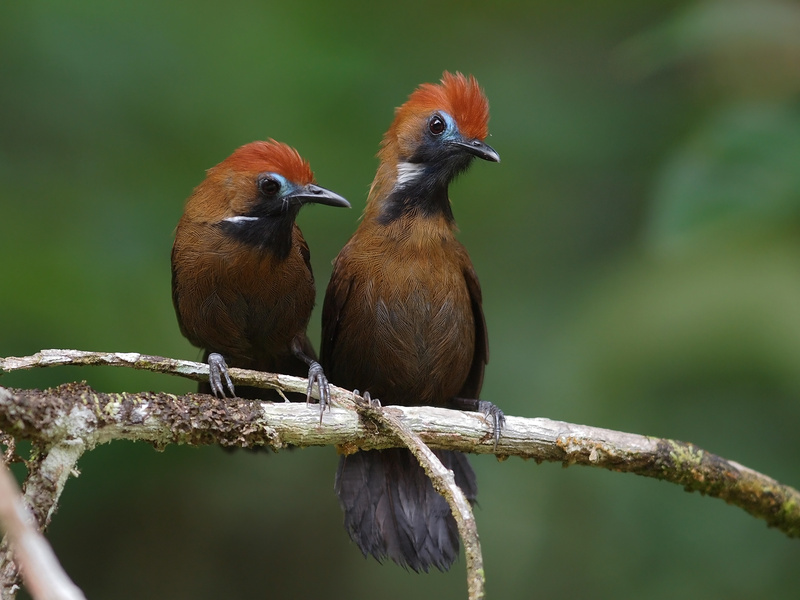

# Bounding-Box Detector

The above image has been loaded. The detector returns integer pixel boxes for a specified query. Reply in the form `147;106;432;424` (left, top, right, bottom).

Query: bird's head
370;73;498;223
383;72;498;186
183;140;349;250
206;140;349;219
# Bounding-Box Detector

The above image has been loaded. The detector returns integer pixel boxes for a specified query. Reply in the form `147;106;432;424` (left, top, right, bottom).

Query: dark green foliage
2;1;799;598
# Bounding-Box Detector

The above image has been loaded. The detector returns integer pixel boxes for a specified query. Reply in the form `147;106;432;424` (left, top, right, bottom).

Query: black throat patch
217;213;297;260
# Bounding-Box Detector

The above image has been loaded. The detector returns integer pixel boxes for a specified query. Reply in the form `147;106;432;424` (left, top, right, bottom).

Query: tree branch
1;349;800;599
0;462;86;600
1;349;798;537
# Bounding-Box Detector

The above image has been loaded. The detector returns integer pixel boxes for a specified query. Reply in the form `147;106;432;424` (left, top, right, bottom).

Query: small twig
22;440;85;531
0;387;87;599
0;435;18;466
0;463;86;600
0;349;307;397
353;397;485;600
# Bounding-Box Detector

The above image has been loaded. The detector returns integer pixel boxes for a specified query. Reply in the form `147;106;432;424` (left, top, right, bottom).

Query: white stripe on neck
223;215;259;224
395;162;424;188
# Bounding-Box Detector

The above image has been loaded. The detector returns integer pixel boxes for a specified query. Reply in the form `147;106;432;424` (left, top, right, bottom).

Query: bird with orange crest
172;140;350;405
322;72;504;572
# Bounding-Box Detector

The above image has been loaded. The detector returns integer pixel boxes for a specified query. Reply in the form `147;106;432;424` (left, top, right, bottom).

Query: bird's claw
477;400;505;449
306;361;331;424
208;353;235;398
353;390;381;409
363;391;381;408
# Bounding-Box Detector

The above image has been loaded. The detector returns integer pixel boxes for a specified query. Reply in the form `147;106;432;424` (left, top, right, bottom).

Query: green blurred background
3;0;800;597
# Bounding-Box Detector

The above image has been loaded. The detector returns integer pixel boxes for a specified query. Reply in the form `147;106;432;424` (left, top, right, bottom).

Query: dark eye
258;176;281;197
428;114;446;136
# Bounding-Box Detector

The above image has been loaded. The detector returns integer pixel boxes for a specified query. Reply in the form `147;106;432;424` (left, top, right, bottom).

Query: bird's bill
452;139;500;163
289;184;351;208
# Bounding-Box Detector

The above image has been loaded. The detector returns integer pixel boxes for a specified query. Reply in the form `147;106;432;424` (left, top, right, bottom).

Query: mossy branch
1;349;800;599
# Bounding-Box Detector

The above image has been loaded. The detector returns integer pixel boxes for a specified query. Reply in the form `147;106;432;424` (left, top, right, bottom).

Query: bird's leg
207;352;235;398
291;338;330;422
450;397;505;449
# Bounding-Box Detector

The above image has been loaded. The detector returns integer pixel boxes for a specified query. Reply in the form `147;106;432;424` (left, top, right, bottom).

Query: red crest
219;140;314;184
396;72;490;141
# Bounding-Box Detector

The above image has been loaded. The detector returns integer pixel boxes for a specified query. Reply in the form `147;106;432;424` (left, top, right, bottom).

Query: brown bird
321;72;504;571
172;140;350;404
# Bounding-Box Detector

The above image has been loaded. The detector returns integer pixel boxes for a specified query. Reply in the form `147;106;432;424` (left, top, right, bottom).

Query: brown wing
458;264;489;399
320;249;353;374
296;225;313;276
170;240;190;342
281;226;319;368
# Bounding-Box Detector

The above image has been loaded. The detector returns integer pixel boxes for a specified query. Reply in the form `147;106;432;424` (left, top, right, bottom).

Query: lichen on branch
1;349;800;600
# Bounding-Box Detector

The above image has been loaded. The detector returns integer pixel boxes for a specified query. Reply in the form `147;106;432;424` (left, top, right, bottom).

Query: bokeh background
3;0;800;598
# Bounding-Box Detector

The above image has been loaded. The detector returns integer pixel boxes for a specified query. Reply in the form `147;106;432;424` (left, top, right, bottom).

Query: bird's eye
258;176;281;197
428;114;446;136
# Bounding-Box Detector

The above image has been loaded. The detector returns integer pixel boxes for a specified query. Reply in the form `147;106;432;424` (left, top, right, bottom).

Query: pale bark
1;349;799;600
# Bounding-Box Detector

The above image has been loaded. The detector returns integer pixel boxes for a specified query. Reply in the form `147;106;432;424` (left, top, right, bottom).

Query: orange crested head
216;139;315;184
396;71;490;141
183;140;348;224
367;72;498;218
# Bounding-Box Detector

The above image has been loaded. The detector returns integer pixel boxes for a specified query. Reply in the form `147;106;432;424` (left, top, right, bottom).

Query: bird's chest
181;240;314;358
375;256;469;333
233;250;315;340
350;244;475;403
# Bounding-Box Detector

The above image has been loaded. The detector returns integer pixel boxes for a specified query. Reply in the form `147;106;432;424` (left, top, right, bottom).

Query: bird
321;72;504;572
172;140;350;406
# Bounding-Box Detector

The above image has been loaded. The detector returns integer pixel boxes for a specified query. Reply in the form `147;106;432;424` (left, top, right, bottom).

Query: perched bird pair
171;72;503;573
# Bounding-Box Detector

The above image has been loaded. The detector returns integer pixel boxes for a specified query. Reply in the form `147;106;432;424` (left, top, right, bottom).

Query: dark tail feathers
334;447;477;572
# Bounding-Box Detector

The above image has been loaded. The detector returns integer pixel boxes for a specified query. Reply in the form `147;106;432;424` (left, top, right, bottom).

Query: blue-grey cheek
260;172;290;197
440;112;459;140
